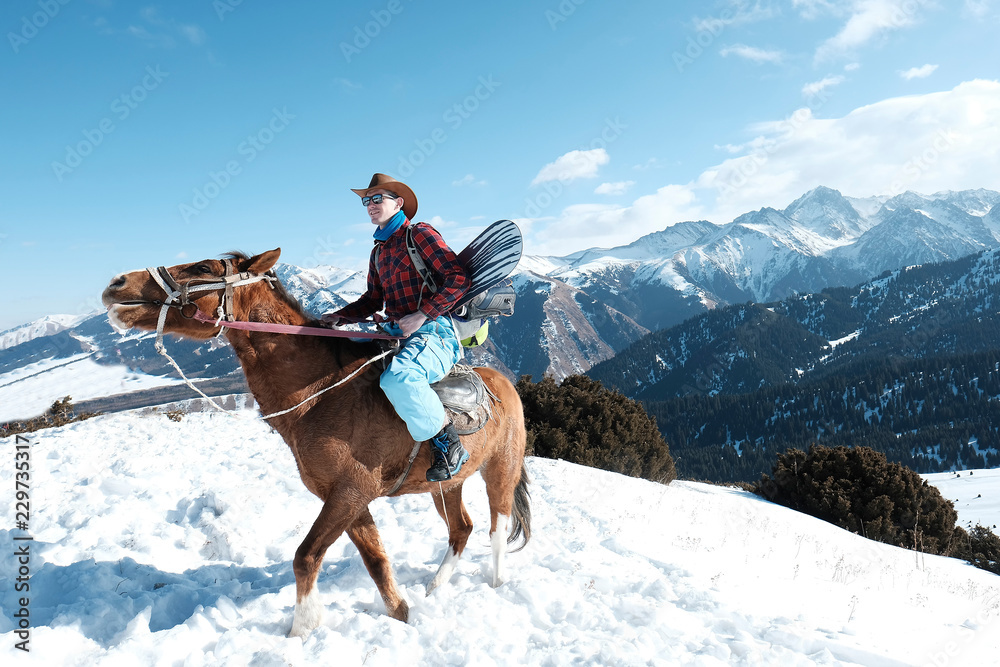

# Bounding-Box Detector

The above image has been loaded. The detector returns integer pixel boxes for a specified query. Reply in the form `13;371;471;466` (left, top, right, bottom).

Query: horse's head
101;248;281;339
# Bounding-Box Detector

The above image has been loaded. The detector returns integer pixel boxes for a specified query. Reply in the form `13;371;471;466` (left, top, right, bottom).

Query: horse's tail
507;461;531;552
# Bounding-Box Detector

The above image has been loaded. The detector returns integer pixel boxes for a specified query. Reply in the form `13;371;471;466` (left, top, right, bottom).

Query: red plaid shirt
336;220;470;322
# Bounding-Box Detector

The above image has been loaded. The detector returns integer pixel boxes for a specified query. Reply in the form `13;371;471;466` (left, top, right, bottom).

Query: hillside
1;411;998;665
582;247;1000;481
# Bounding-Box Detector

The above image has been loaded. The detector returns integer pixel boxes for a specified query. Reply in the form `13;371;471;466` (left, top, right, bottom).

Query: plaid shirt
336;220;469;322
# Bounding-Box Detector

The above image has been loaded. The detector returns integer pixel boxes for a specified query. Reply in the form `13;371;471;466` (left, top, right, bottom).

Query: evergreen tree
517;375;677;484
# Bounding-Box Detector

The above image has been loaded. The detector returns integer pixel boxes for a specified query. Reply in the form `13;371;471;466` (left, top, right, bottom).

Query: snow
0;313;99;351
924;468;1000;531
2;411;998;665
0;354;185;422
829;330;862;348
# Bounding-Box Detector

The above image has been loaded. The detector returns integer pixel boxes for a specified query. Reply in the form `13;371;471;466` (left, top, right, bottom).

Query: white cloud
528;80;1000;256
632;157;661;171
844;62;861;71
595;181;635;195
792;0;840;20
528;185;704;255
531;149;609;185
802;74;845;97
693;1;778;31
964;0;993;18
698;79;1000;219
452;174;487;187
900;64;938;80
719;44;784;64
815;0;931;62
110;7;207;48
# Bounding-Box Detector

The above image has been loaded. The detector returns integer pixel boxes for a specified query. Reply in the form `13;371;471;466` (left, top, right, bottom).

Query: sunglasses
361;193;398;206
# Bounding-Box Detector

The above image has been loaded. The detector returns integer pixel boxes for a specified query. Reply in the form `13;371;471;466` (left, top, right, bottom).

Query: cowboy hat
351;173;418;220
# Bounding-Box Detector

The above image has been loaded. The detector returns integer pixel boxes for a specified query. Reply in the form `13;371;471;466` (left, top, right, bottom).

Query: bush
1;396;99;438
517;374;676;484
758;444;958;556
951;524;1000;575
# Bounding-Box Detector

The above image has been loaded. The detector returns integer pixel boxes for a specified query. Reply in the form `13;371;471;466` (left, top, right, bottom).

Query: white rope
154;336;229;413
259;348;394;420
438;481;451;532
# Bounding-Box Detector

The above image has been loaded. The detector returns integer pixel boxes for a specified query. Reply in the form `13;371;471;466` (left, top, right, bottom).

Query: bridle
145;259;276;352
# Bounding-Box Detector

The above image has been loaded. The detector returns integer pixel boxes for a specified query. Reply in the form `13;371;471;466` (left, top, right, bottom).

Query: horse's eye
195;264;213;274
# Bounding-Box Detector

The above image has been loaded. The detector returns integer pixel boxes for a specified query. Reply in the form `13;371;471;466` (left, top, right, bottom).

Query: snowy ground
2;411;999;666
924;468;1000;531
0;354;185;422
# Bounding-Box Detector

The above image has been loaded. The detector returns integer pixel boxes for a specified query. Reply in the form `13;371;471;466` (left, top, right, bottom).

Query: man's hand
320;313;346;328
398;311;428;337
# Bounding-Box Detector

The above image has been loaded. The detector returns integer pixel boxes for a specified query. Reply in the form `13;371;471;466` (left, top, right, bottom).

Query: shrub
517;374;676;484
758;444;958;556
951;524;1000;575
1;396;99;438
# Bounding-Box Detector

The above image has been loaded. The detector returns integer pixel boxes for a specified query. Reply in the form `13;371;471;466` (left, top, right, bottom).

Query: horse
100;248;531;638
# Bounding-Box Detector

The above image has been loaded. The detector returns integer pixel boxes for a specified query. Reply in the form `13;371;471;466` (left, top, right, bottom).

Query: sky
2;0;1000;330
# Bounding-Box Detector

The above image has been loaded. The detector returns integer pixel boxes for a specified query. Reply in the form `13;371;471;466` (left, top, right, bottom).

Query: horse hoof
289;589;325;638
389;599;409;623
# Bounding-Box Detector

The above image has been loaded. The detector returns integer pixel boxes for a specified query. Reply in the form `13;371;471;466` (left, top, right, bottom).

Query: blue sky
2;0;999;330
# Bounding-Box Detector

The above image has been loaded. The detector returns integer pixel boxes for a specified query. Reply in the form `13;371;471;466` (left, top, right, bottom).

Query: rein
143;262;402;420
190;309;403;341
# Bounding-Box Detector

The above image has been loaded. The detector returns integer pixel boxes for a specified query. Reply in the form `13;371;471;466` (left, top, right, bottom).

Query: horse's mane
222;250;316;324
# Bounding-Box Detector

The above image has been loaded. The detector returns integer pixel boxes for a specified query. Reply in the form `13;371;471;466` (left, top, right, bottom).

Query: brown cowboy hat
351;173;418;220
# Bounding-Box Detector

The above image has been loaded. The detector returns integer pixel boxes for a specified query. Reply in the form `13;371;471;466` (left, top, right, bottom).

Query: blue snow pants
379;315;463;442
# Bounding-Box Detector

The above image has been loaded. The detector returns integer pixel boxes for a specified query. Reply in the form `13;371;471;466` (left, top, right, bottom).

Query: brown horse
100;248;530;638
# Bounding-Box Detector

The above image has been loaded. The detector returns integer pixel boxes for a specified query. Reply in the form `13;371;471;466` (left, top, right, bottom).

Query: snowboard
452;220;522;309
453;219;522;309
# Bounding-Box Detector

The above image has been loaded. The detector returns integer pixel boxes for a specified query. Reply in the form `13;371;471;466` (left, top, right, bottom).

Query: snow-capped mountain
530;187;1000;336
0;312;99;351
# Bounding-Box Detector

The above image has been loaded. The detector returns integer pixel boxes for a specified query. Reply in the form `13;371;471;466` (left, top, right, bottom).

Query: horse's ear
243;248;281;274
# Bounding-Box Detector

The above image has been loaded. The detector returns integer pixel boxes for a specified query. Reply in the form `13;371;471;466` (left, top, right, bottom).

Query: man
323;173;471;482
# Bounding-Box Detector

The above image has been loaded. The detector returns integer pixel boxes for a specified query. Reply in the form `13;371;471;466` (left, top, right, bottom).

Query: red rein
192;310;403;341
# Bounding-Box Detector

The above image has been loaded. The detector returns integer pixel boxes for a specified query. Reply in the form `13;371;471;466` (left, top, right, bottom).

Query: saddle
431;364;499;435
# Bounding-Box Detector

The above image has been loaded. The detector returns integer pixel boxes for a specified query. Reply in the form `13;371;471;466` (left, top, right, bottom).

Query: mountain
0;312;98;351
587;247;1000;480
2;410;997;664
535;188;1000;331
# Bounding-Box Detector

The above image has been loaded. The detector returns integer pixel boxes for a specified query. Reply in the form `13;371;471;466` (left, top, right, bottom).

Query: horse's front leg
347;507;409;622
288;494;365;638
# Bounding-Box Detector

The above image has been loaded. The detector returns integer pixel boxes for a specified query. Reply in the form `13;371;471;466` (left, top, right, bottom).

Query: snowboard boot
426;423;469;482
